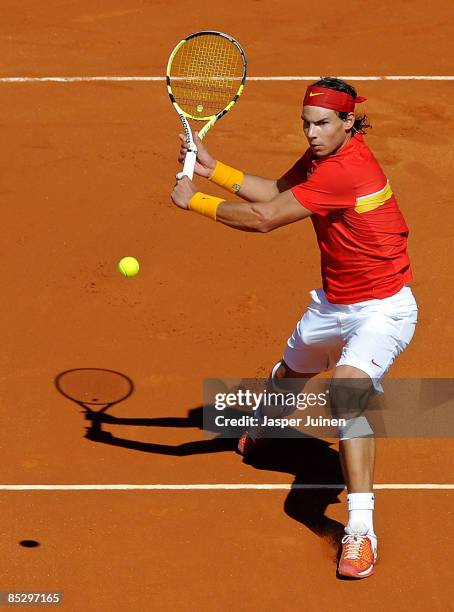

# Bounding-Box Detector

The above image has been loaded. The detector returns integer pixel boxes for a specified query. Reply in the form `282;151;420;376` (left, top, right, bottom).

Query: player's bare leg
237;360;319;456
333;364;377;578
339;437;375;492
333;365;375;492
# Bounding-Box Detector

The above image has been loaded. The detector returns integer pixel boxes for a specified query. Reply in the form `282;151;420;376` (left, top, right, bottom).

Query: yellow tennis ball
118;256;140;277
197;104;204;112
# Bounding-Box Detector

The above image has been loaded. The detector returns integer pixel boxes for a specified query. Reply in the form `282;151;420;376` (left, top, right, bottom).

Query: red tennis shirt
284;134;412;304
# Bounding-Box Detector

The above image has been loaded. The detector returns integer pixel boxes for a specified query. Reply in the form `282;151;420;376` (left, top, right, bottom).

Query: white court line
0;76;453;83
0;484;453;491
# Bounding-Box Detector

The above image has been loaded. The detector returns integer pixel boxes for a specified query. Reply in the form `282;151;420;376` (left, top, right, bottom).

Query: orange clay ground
0;1;453;610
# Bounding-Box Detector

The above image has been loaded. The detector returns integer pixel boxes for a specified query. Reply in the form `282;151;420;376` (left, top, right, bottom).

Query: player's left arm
171;176;313;232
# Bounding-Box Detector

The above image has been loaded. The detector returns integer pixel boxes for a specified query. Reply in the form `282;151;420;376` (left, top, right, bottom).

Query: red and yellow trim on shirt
355;181;394;214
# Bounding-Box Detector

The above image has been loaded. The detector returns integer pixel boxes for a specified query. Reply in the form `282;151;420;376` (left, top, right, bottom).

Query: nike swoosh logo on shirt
309;92;324;97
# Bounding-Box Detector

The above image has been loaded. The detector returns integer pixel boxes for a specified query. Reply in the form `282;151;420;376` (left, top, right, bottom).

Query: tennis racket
166;30;247;180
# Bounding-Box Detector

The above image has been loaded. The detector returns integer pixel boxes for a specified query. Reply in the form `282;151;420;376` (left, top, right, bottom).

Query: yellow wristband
209;160;244;193
188;192;225;221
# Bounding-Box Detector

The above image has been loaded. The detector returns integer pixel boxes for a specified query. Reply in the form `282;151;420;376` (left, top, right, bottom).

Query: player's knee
268;361;289;393
271;359;305;379
261;360;298;419
329;376;374;421
271;360;287;380
269;359;308;395
338;416;374;439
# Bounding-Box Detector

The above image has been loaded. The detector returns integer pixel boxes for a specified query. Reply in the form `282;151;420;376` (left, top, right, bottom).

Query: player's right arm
178;132;285;202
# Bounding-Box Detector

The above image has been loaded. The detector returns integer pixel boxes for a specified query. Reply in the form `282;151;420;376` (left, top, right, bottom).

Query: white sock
347;492;375;535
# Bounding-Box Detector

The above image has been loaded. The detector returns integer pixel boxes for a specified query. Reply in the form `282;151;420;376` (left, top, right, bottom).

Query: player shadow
244;436;345;552
85;405;345;551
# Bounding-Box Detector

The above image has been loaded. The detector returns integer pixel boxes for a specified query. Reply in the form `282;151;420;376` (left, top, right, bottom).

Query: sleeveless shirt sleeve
291;159;356;215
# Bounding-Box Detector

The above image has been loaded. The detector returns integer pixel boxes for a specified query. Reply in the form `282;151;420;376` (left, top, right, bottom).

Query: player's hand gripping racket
166;30;247;180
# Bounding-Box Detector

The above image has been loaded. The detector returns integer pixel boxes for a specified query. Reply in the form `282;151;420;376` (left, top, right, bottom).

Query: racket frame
166;30;247;179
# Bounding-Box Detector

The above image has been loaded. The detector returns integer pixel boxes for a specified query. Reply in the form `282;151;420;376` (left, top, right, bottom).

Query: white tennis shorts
283;285;418;383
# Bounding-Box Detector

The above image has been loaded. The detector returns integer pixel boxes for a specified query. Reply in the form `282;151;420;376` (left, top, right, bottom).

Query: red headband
303;85;367;113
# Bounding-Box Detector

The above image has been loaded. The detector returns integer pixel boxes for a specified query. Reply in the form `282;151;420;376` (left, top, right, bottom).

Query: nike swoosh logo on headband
309;92;324;97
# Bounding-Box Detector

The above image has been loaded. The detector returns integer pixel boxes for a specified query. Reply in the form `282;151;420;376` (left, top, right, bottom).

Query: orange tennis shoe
236;432;271;457
337;523;377;579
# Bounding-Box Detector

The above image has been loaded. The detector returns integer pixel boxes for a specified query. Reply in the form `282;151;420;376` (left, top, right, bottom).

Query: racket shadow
55;368;135;440
82;406;238;454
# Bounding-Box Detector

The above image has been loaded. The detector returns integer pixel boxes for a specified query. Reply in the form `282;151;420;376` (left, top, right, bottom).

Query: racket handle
181;149;197;180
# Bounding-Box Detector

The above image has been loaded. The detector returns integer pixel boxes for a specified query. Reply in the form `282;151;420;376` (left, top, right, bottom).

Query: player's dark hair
312;77;372;134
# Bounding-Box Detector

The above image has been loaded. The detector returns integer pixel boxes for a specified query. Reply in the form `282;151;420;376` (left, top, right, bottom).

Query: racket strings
170;34;244;116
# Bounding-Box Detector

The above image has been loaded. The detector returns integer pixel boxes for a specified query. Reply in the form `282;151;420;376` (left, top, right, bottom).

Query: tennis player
171;77;418;579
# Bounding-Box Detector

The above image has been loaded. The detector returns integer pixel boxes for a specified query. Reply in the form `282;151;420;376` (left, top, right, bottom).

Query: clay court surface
1;1;454;610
